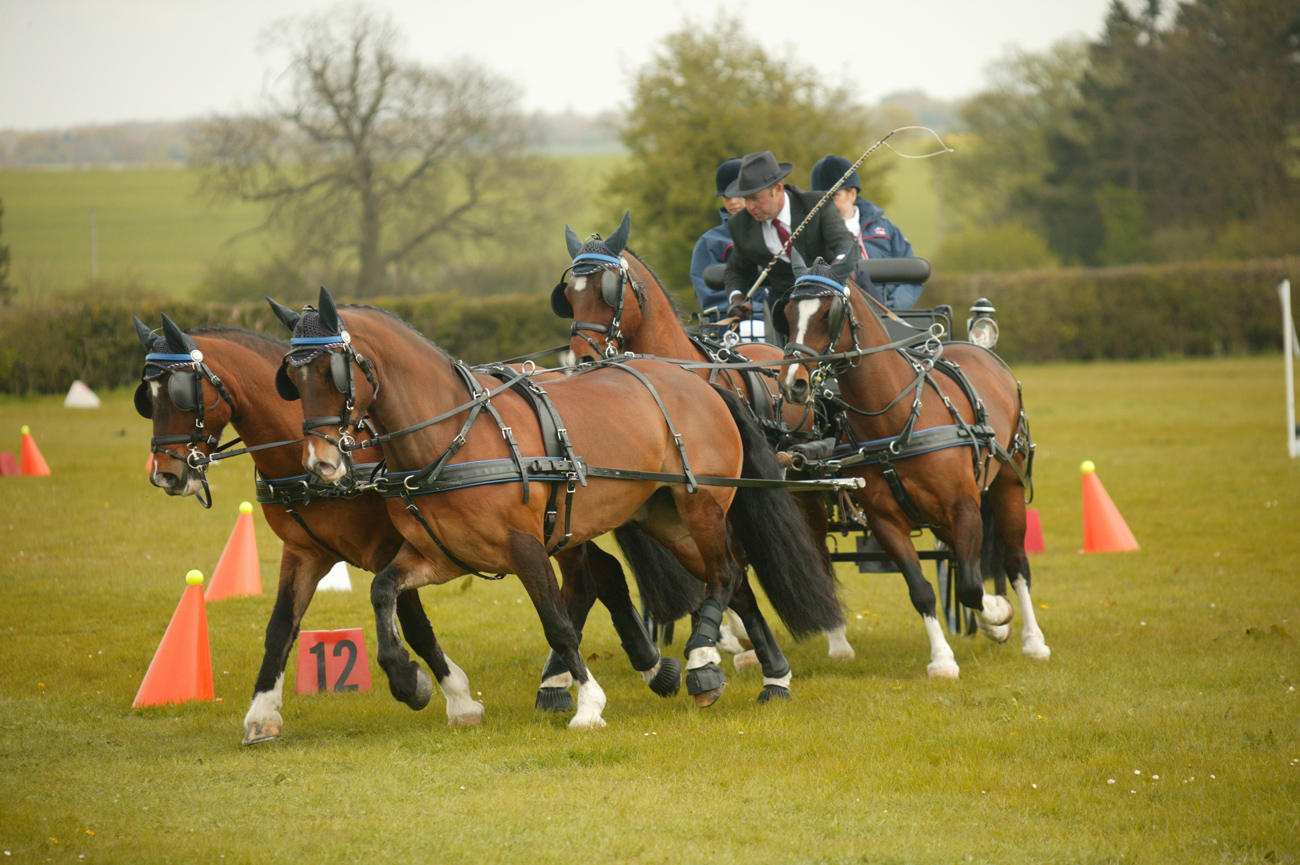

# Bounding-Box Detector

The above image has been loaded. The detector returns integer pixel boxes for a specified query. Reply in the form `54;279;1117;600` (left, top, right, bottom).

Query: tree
604;16;884;299
192;5;561;297
0;198;12;305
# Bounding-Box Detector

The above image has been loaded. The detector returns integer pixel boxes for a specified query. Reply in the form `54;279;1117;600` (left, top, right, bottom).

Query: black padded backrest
858;257;931;285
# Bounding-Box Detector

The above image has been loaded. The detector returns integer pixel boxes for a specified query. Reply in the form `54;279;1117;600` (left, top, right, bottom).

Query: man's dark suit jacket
723;184;861;306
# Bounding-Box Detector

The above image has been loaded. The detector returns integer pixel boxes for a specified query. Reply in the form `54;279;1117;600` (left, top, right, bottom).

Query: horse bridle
551;252;645;358
135;347;236;508
281;331;379;479
781;275;864;387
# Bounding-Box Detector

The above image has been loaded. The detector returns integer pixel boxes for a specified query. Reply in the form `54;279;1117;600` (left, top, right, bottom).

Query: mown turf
0;355;1297;864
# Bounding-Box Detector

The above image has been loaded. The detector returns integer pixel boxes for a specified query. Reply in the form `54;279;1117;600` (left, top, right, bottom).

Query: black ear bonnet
550;212;632;320
271;288;378;405
132;314;228;420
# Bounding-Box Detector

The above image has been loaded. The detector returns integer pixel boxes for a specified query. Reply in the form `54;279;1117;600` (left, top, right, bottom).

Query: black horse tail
613;524;706;622
714;386;844;639
980;493;1007;590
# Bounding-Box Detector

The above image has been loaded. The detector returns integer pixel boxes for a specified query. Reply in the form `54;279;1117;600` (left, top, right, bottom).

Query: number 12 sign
295;628;372;696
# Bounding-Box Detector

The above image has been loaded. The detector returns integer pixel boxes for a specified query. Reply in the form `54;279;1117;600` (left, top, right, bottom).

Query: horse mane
188;326;287;362
625;249;680;317
340;304;455;363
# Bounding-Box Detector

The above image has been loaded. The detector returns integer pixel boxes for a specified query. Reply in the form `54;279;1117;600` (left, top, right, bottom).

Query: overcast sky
0;0;1115;129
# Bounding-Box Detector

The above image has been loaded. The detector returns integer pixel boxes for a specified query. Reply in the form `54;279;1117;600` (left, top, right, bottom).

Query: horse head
551;212;646;362
133;314;236;503
271;286;378;484
778;252;855;404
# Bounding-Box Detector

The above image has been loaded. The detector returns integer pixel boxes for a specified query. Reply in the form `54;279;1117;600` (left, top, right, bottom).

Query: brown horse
778;260;1050;677
551;216;855;661
132;316;682;742
276;287;840;723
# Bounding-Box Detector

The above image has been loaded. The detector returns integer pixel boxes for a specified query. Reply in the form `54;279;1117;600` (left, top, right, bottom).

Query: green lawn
0;356;1296;859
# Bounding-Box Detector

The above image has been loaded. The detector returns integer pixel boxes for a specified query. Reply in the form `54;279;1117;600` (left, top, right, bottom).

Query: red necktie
774;220;792;254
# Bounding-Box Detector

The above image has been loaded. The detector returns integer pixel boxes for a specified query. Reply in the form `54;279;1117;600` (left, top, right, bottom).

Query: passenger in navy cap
810;154;923;310
690;158;759;317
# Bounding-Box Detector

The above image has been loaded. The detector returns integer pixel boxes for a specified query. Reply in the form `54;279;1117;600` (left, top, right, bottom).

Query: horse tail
980;493;1006;584
612;524;706;622
713;385;844;639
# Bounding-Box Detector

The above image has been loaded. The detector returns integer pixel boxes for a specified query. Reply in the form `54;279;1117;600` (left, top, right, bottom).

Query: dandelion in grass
1108;779;1115;784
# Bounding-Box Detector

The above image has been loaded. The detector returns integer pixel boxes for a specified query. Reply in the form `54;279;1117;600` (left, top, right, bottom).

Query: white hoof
825;624;856;661
569;677;607;729
1022;634;1051;661
982;594;1014;626
733;650;760;672
979;621;1011;644
927;657;960;679
716;623;745;655
448;701;485;726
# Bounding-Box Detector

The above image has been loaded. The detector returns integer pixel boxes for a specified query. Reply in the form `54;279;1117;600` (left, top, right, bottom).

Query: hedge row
925;257;1298;362
0;293;570;395
0;257;1296;394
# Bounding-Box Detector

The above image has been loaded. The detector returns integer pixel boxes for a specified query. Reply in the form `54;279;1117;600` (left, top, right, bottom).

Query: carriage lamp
966;298;999;349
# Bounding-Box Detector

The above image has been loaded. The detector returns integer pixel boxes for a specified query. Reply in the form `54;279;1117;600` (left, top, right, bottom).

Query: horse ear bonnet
317;286;342;335
266;296;302;332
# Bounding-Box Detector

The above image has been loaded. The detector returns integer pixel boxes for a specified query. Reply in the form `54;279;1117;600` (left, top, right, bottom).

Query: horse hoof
407;668;434;711
927;659;960;679
692;685;726;708
648;657;681;698
732;650;760;672
449;703;485;726
536;686;574;713
756;684;792;704
828;645;856;661
686;662;726;704
568;712;607;730
1023;640;1052;661
242;721;282;745
980;622;1011;644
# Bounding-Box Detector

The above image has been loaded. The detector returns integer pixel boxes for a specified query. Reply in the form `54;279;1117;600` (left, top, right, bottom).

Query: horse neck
836;287;925;436
200;336;305;479
350;311;464;469
622;257;704;362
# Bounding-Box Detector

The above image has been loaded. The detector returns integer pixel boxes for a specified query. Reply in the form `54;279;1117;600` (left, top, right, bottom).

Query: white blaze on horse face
784;299;824;390
571;275;589;293
149;380;161;400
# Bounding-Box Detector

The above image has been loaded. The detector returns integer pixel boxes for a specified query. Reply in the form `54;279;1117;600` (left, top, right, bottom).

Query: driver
722;151;859;345
810;154;922;310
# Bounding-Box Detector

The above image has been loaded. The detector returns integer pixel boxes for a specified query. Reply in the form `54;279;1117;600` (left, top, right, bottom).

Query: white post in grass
1281;279;1298;459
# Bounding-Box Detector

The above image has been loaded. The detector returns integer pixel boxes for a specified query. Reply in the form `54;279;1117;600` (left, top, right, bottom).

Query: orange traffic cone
133;570;214;707
1081;461;1139;552
1024;508;1044;554
0;451;17;476
19;426;50;476
206;501;262;601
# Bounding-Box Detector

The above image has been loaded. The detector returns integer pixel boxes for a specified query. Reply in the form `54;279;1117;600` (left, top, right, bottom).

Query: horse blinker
168;371;200;413
275;361;301;401
550;282;574;319
134;382;153;418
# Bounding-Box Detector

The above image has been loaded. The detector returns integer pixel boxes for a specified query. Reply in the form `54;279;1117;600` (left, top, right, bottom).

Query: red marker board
295;628;371;696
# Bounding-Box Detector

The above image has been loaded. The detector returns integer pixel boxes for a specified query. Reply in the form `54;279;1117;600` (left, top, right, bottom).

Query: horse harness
781;279;1034;527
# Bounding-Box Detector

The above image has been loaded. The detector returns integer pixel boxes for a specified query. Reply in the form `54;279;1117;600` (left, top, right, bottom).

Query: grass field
1;354;1297;863
0;155;941;302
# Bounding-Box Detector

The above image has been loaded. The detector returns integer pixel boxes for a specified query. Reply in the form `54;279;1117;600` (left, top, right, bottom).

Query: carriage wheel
935;539;977;637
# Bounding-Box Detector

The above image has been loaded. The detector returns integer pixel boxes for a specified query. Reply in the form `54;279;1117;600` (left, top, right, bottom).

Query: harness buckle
501;425;513;441
186;447;207;469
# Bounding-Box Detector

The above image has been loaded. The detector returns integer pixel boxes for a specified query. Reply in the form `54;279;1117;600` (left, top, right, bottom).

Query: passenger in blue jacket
810;154;923;309
691;158;766;320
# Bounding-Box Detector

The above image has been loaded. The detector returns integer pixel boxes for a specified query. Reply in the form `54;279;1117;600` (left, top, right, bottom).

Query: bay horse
132;316;687;741
551;214;856;661
778;257;1050;677
275;286;840;724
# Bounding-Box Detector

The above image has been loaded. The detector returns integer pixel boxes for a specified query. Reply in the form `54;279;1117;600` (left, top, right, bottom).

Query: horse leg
533;546;599;713
948;495;1014;643
578;542;683;698
394;588;483;725
727;573;794;703
987;479;1051;660
508;530;605;729
644;489;740;708
243;548;330;745
798;492;854;661
870;516;960;679
370;544;447;711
